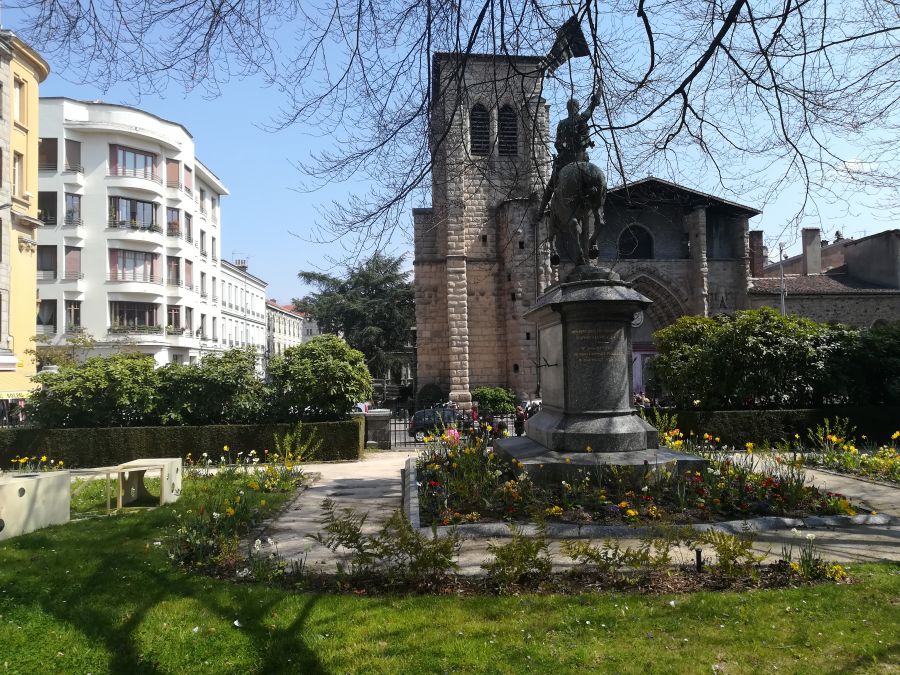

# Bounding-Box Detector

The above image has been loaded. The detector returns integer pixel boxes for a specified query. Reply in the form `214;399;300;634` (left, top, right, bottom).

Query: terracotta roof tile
749;272;899;295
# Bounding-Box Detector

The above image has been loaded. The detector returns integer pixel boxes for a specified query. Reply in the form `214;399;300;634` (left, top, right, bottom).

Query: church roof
607;177;761;217
749;268;900;295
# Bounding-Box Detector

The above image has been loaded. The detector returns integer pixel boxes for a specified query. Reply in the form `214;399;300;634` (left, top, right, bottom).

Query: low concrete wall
365;409;392;449
0;471;71;540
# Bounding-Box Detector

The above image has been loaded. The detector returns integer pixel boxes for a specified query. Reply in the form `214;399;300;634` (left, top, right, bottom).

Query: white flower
641;485;649;493
192;626;200;633
791;528;800;536
669;600;676;607
266;537;275;547
806;533;816;541
233;619;242;628
202;452;208;458
236;568;250;579
253;539;262;552
212;512;221;520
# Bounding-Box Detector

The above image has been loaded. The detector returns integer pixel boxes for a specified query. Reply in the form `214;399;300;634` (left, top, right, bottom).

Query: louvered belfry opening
498;105;518;156
470;104;490;155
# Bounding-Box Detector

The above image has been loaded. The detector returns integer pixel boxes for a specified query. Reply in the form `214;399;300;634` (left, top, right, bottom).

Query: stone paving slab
262;451;900;575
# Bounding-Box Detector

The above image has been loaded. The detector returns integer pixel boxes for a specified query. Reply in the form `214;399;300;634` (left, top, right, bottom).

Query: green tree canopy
27;353;159;428
295;253;414;376
267;335;373;422
651;308;861;410
157;348;266;425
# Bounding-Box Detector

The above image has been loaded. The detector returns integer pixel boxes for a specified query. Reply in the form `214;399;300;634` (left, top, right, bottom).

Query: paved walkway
262;452;900;575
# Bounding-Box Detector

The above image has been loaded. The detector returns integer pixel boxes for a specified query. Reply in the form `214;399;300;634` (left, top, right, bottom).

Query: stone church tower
413;52;551;407
414;53;763;406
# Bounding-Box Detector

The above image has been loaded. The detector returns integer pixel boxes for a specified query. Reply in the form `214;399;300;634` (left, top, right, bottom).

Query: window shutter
64;246;81;276
65;139;81;171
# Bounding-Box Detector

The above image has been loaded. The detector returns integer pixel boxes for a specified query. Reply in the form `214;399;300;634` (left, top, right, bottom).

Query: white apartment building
220;259;267;372
266;300;304;357
36;98;229;365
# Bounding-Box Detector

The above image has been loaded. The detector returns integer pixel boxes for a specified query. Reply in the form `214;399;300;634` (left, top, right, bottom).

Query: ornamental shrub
27;352;159;428
267;334;373;422
651;308;862;409
471;386;516;416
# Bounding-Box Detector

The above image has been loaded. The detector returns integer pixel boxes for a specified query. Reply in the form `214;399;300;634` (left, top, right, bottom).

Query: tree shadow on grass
0;510;333;673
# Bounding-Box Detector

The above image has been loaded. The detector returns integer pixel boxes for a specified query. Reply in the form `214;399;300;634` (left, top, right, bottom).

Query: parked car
407;408;476;442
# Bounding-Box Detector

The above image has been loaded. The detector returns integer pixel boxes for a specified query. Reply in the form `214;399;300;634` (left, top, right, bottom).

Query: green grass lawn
1;485;897;674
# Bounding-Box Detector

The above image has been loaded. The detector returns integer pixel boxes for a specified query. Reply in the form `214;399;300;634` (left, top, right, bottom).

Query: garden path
263;451;900;575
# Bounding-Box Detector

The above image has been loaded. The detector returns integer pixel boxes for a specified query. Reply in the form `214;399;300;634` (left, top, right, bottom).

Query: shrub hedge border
668;406;900;445
0;417;364;468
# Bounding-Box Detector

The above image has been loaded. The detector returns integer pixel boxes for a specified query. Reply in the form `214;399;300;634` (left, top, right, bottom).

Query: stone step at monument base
494;435;707;484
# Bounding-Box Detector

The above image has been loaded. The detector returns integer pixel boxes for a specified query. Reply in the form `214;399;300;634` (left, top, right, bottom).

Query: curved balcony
107;219;164;243
106;167;164;195
106;271;164;296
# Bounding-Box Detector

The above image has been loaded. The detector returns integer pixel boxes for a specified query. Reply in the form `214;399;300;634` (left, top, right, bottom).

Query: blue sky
8;11;896;301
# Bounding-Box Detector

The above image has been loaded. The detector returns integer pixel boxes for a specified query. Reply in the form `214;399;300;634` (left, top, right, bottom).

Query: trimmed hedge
0;417;364;468
667;407;900;445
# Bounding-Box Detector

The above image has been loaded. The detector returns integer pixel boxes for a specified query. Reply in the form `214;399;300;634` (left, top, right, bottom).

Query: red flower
428;480;441;488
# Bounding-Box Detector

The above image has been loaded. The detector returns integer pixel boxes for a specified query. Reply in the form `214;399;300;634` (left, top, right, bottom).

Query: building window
39;138;58;170
167;305;181;329
37;245;57;279
183;166;193;195
498;105;518;156
65;300;81;330
167;208;180;236
13;152;24;196
185;260;194;288
200;230;207;256
64;246;82;279
65;193;82;225
13;79;24;124
109;144;157;180
37;299;57;334
65;139;82;172
211;236;217;260
184;213;193;243
212;316;218;339
618;225;654;259
200;271;207;296
109;301;158;329
38;191;57;225
167;256;181;286
108;249;160;282
108;196;157;229
470;104;490;155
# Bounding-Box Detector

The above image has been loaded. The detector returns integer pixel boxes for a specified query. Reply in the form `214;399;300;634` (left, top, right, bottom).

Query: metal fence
388;411;518;449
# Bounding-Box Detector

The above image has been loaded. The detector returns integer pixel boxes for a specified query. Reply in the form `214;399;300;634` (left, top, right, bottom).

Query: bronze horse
547;161;607;266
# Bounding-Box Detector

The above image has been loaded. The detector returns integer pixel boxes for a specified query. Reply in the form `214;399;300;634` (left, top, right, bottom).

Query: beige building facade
0;32;49;414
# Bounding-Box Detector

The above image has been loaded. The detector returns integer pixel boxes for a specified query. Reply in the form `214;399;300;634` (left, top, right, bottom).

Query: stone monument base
494;436;706;484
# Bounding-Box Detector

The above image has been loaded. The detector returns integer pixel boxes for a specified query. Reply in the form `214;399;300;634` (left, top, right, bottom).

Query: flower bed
799;428;899;484
416;428;860;527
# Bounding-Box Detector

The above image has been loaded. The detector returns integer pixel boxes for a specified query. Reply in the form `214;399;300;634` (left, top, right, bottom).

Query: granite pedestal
495;267;703;479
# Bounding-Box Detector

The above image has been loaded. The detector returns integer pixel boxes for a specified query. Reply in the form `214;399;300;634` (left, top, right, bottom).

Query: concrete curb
402;459;899;539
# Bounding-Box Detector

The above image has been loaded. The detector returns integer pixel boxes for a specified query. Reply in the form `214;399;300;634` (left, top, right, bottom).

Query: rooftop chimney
801;228;821;276
749;230;765;277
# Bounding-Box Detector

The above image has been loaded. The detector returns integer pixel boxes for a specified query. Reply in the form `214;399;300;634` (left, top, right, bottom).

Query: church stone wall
749;293;900;327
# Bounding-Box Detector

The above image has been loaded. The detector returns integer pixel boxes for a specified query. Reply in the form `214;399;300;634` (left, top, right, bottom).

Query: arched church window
618;225;654;259
470;104;490;155
498;105;518;156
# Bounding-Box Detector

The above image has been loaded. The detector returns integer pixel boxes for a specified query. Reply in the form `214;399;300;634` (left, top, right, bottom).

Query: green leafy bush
471;386;516;416
27;352;160;428
267;335;373;421
313;500;460;590
652;308;861;409
482;524;552;591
